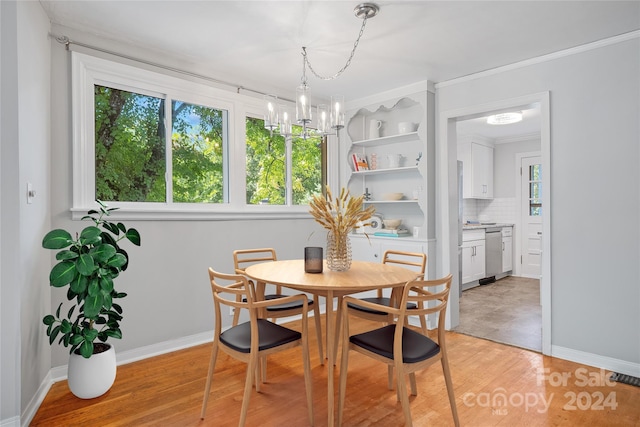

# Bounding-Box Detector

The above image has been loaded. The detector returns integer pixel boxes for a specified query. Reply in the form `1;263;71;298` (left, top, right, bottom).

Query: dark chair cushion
264;294;314;312
220;319;301;353
347;297;418;316
349;324;440;363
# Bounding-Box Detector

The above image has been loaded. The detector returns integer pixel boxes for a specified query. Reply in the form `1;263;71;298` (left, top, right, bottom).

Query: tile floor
454;276;542;352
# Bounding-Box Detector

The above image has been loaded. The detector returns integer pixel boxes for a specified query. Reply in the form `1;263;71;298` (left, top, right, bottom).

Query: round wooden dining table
244;259;419;427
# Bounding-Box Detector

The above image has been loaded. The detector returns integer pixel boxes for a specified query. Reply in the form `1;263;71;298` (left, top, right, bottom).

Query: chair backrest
398;273;453;340
382;250;426;276
233;248;277;274
208;268;256;328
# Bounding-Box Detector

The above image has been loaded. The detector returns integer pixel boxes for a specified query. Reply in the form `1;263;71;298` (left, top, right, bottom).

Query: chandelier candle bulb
331;95;345;129
263;95;279;133
317;104;329;134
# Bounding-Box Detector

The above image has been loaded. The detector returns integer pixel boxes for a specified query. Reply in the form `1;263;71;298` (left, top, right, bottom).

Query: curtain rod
51;34;291;101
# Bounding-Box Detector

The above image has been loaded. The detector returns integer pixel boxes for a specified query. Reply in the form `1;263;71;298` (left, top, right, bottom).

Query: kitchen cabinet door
461;239;485;284
459;141;494;199
502;235;513;272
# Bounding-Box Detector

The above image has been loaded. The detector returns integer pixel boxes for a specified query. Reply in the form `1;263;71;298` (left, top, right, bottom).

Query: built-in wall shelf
351;132;419;147
351;166;419;176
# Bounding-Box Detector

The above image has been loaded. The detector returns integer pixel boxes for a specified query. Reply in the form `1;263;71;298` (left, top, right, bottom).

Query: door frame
438;92;551;355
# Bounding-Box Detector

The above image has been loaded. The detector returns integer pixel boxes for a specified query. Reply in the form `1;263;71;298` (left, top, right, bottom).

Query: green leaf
70;334;84;346
125;228;141;246
76;253;96;276
107;253;127;268
103;222;120;236
50;261;76;287
79;340;94;358
117;222;126;233
55;250;79;261
78;226;102;245
102;291;113;310
83;294;103;318
87;279;100;297
60;319;72;333
90;243;116;262
49;325;61;344
42;229;73;249
43;315;56;326
69;275;88;295
55;302;62;318
100;276;114;293
104;329;122;339
67;305;76;319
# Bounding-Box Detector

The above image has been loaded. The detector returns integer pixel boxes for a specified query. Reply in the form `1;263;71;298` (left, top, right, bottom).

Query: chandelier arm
304;16;369;81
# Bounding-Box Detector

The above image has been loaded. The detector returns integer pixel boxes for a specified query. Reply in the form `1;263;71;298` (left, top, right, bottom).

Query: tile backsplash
462;198;518;224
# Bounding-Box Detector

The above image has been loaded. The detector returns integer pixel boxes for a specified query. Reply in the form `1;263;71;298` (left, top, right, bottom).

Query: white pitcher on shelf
369;119;382;139
387;154;402;168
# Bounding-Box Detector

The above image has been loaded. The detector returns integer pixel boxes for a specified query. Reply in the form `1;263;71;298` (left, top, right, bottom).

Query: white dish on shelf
383;219;402;229
382;192;404;201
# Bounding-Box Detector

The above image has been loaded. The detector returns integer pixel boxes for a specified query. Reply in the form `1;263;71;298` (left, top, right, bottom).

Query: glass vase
326;231;352;272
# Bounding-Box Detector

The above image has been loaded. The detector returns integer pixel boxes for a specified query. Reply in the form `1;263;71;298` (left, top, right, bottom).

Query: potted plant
42;200;140;398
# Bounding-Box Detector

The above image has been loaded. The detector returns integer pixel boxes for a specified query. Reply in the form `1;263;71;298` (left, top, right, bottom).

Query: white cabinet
351;237;425;265
461;230;485;284
458;140;494;199
502;227;513;273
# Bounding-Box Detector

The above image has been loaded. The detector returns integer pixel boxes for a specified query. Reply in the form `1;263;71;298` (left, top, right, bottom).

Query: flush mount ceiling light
264;2;379;139
487;111;523;125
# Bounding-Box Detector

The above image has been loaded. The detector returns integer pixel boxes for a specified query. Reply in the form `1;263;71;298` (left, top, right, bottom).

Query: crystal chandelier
264;2;379;139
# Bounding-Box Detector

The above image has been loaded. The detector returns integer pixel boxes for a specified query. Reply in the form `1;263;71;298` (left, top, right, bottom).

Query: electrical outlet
229;306;235;316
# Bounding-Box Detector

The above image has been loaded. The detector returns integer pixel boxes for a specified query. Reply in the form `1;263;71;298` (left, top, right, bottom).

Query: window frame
71;52;326;220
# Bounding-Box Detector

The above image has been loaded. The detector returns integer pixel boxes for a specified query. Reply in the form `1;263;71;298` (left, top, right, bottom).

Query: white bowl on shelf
383;219;402;229
382;192;404;201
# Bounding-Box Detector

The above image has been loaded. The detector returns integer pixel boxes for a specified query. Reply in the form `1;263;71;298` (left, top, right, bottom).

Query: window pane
528;164;542;216
291;133;323;205
245;117;285;205
172;101;226;203
95;85;166;202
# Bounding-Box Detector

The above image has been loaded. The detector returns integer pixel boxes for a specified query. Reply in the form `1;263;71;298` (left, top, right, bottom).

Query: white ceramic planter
67;344;116;399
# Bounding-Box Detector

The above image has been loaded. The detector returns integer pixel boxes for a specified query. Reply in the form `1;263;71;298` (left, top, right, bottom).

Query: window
72;52;326;219
528;164;542;216
245;117;324;206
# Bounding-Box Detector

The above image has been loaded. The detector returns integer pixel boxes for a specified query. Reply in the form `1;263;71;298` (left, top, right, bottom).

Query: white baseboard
0;416;19;427
552;345;640;377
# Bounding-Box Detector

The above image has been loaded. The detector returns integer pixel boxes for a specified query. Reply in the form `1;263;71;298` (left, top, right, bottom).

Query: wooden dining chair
233;248;324;364
338;274;458;427
201;268;314;426
346;250;428;334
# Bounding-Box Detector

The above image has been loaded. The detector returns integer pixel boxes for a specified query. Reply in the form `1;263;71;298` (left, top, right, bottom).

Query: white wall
438;37;640;369
1;1;22;423
494;138;541;197
1;1;53;424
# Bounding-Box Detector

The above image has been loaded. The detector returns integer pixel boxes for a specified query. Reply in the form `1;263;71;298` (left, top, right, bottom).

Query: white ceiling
40;1;639;139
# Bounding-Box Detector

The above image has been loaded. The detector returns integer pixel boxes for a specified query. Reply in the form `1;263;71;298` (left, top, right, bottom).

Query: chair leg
387;365;394;390
239;352;258;427
395;365;413;427
301;324;315;426
409;372;417;396
441;357;460;427
200;341;219;419
312;295;324;364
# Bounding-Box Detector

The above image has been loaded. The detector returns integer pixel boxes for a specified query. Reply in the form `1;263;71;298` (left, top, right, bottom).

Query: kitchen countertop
463;223;514;230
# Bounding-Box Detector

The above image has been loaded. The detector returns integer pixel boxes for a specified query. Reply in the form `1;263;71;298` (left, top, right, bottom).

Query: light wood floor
31;315;640;426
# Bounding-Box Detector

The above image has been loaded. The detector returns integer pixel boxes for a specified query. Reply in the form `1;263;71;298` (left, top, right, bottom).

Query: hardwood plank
30;316;640;426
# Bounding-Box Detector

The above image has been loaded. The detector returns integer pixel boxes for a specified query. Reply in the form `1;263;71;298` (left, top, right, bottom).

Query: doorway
440;92;551;355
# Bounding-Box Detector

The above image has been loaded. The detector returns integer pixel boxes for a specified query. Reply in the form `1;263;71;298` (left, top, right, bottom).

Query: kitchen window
72;52;325;220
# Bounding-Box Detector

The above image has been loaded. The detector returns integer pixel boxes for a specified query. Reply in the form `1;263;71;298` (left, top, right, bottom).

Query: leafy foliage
95;84;322;205
42;201;141;358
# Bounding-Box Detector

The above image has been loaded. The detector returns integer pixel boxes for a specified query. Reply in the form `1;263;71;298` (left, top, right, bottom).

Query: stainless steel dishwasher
480;227;502;284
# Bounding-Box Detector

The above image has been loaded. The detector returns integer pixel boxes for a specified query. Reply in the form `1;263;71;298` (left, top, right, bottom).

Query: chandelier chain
303;16;369;81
